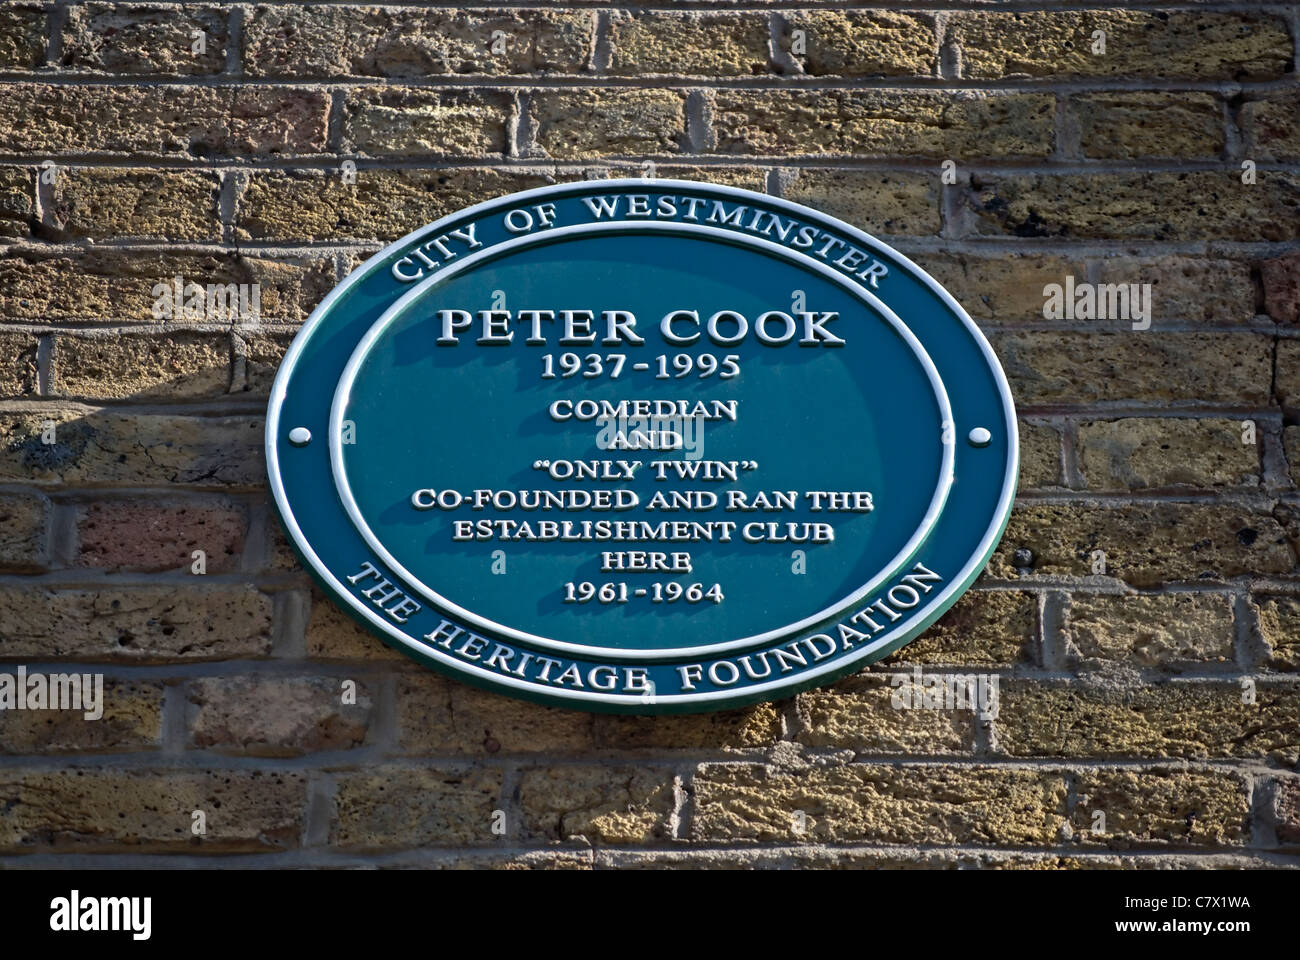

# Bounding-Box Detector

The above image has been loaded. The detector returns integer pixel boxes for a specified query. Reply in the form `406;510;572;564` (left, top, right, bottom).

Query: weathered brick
692;764;1067;843
604;847;1273;870
63;2;228;75
52;331;232;401
630;165;768;191
345;87;510;157
0;166;34;238
1280;339;1300;410
332;767;502;848
0;492;49;572
609;12;770;76
304;586;406;661
0;4;45;70
534;89;688;159
1065;593;1234;669
0;769;305;852
966;172;1300;242
884;589;1038;667
518;765;674;843
0;84;328;156
245;6;592;77
950;11;1291;80
1073;769;1250;847
1095;256;1256;326
796;674;977;754
615;165;768;191
914;253;1085;324
1264;501;1300;569
188;676;370;755
0;247;335;323
991;502;1292;585
996;852;1268;869
0;329;39;398
1077;418;1261;490
992;332;1272;405
238;167;556;242
997;681;1300;762
596;847;977;869
397;673;595;754
48;168;220;241
74;498;246;573
1277;778;1300;843
1252;595;1300;672
1072;92;1224;159
0;585;272;662
0;679;164;754
1019;421;1062;488
263;513;303;572
411;849;593;869
783;11;934;77
1261;251;1300;326
1241;89;1300;162
713;90;1054;158
0;409;265;488
784;169;939;236
594;703;783;751
239;329;295;397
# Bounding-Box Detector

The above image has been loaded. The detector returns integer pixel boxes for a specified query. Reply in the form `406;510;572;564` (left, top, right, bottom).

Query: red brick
74;499;247;573
188;676;372;755
1262;251;1300;326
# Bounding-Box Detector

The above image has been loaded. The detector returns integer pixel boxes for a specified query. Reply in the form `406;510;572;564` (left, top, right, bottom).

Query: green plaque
267;180;1018;713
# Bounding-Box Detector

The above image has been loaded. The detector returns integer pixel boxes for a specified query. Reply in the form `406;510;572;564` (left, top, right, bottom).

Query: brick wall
0;1;1298;868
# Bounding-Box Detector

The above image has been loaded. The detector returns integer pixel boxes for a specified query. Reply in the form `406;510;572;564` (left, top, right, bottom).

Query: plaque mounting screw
967;427;992;447
288;427;312;446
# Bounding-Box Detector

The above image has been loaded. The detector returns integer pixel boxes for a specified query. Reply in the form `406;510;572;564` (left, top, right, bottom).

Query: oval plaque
267;180;1017;713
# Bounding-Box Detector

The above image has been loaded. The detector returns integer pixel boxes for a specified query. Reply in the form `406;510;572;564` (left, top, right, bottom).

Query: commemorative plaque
267;180;1017;713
